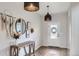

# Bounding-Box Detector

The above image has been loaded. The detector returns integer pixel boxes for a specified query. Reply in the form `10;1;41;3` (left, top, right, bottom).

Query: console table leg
24;47;27;56
33;43;35;56
29;45;31;56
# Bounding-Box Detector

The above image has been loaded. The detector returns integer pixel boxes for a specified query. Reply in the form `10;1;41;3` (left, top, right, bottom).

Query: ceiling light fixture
24;2;39;12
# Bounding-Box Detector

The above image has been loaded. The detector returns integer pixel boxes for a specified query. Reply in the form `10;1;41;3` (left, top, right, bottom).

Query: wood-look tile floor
34;46;69;56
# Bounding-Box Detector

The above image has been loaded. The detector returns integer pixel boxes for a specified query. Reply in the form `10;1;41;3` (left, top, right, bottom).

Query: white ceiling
37;2;71;15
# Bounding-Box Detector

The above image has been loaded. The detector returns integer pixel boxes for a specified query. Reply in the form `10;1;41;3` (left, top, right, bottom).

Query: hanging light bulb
24;2;39;12
44;5;52;21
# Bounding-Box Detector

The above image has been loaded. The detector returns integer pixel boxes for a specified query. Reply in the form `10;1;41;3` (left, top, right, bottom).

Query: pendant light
44;5;52;21
24;2;39;12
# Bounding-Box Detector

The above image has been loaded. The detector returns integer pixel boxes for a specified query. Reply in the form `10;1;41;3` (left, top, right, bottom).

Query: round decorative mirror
15;18;26;35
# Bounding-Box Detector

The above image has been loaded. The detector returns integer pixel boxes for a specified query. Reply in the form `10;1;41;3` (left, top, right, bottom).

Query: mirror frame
15;18;26;35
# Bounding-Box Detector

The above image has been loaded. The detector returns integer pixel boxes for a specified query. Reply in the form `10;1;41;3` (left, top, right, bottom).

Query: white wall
70;3;79;56
41;12;69;48
0;2;42;56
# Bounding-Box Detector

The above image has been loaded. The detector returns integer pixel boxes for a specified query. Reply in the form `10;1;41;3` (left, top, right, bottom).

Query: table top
11;41;35;47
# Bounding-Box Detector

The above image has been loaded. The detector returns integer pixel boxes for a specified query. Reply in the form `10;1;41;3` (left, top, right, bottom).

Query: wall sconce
30;28;34;33
24;2;39;12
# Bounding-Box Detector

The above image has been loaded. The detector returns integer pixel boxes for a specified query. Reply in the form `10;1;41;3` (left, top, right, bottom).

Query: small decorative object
26;21;31;38
5;16;11;37
13;32;20;40
26;30;30;38
1;13;6;30
44;5;52;21
9;17;14;37
24;2;39;12
26;21;31;30
13;32;20;45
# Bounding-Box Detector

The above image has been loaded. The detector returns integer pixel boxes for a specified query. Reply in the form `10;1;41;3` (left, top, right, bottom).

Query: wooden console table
10;41;35;56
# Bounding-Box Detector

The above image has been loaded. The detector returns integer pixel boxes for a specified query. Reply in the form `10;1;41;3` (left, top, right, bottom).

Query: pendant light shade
44;5;52;21
44;12;52;21
24;2;39;12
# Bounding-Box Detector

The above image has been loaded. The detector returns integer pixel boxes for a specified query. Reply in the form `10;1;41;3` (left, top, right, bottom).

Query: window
50;24;58;39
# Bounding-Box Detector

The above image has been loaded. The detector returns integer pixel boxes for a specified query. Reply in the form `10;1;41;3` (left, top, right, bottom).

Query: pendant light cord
47;5;49;13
